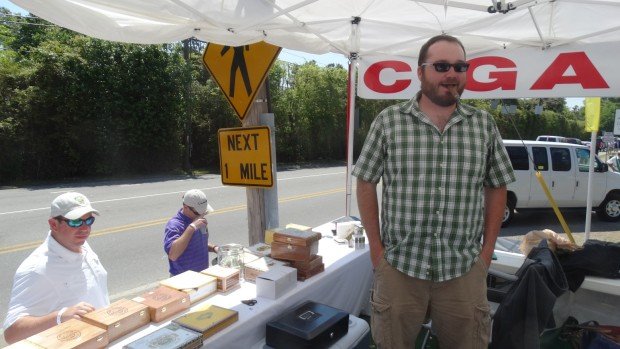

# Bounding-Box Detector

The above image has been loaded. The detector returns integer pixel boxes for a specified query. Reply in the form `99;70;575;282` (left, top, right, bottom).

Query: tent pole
345;56;357;216
585;131;597;240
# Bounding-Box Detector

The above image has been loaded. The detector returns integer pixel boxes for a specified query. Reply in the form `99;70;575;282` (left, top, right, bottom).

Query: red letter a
531;52;609;90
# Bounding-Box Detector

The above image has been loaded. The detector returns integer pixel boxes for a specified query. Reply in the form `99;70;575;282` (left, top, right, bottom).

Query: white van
502;140;620;226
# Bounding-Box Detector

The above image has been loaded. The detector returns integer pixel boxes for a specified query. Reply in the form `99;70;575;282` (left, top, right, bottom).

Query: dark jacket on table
490;241;568;349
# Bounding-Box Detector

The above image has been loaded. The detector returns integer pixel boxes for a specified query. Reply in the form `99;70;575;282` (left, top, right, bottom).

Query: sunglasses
187;205;202;216
58;216;96;228
421;62;470;73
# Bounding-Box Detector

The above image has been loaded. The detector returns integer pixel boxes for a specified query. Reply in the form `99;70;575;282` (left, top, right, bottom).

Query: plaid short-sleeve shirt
352;93;515;281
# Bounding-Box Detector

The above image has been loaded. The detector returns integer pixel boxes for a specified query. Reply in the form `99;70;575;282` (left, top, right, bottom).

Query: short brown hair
418;35;466;67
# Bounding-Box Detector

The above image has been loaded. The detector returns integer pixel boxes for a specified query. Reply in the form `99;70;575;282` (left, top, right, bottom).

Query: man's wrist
57;307;67;325
189;223;197;231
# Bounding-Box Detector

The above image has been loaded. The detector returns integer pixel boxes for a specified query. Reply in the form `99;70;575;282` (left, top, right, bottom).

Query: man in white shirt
3;192;109;344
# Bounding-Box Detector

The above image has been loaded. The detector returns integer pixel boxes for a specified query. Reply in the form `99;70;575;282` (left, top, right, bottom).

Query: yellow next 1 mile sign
218;126;273;187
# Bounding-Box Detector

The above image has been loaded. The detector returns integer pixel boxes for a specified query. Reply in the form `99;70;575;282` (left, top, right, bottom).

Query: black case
266;301;349;349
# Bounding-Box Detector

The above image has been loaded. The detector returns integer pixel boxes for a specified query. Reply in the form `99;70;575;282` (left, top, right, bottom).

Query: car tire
502;198;515;227
597;194;620;222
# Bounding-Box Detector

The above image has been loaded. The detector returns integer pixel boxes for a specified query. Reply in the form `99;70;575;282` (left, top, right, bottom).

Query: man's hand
370;244;385;270
61;302;95;322
192;218;208;230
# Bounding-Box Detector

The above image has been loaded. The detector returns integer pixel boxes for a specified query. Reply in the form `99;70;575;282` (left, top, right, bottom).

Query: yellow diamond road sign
203;42;281;121
218;126;273;187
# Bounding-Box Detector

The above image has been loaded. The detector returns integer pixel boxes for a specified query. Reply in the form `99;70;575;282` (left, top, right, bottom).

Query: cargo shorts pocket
370;289;392;349
472;303;491;349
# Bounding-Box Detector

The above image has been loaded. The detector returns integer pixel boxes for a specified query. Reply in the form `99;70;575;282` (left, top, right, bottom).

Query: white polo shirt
3;232;109;329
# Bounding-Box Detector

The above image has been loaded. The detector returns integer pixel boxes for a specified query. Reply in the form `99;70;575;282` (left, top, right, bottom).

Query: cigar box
247;242;272;257
27;318;108;349
291;254;323;272
80;299;150;342
123;323;202;349
159;270;217;304
272;228;321;246
4;340;44;348
243;257;290;283
297;262;325;281
240;249;261;265
132;286;190;323
284;223;311;231
201;265;240;292
173;304;238;340
271;241;319;262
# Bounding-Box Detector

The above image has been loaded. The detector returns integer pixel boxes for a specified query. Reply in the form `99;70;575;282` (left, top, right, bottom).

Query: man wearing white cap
3;192;109;344
164;189;218;276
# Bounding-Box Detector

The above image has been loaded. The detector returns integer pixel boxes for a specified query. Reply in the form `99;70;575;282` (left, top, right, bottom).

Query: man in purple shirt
164;189;219;275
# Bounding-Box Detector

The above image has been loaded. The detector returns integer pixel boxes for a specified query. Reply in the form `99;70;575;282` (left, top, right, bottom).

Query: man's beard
420;76;465;107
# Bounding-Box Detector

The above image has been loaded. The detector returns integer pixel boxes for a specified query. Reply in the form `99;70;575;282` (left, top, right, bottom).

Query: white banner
357;43;619;99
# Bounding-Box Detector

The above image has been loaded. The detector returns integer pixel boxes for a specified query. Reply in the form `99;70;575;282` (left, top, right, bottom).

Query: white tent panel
10;0;620;59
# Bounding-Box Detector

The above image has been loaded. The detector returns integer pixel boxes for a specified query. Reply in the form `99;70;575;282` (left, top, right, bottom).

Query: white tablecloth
111;235;373;349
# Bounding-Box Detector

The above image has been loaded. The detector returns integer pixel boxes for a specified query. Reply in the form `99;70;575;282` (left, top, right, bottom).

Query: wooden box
123;323;202;349
159;270;217;304
244;257;290;283
80;299;149;342
291;254;323;272
173;304;238;340
272;228;321;246
27;318;108;349
271;241;319;262
201;265;240;292
4;340;45;348
271;228;321;262
297;262;325;281
132;286;190;323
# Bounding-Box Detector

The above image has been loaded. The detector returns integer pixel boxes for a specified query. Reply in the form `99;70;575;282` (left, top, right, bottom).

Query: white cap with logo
183;189;214;215
50;192;100;220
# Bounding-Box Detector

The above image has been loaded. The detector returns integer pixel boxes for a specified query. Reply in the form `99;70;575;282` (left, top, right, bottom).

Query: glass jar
353;226;366;250
217;243;244;270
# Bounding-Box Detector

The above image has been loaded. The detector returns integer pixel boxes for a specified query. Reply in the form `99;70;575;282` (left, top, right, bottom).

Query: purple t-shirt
163;209;209;275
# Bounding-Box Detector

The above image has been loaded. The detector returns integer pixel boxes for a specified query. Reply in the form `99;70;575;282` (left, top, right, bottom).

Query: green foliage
271;61;348;162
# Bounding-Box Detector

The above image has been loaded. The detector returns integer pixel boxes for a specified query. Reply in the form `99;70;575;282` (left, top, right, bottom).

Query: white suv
502;140;620;226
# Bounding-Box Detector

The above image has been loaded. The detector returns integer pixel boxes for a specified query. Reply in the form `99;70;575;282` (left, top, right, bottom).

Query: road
0;164;618;343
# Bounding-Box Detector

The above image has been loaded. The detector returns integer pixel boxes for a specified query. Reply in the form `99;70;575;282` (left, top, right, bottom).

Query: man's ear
48;217;59;231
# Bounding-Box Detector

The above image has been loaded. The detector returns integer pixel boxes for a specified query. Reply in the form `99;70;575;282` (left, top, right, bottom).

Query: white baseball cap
50;192;99;219
183;189;214;215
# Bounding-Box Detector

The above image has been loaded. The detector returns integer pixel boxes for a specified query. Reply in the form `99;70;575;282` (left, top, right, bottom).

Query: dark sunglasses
421;62;470;73
58;216;95;228
186;205;201;216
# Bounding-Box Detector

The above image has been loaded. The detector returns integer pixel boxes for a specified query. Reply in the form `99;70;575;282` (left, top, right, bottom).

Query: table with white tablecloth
111;230;373;349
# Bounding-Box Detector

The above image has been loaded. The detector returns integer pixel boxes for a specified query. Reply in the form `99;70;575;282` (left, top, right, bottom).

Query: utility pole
182;39;192;172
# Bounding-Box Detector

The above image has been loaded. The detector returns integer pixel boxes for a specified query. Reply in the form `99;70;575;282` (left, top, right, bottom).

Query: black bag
266;301;349;349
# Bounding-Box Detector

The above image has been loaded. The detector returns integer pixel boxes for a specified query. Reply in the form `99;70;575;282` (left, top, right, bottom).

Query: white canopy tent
11;0;620;216
9;0;620;56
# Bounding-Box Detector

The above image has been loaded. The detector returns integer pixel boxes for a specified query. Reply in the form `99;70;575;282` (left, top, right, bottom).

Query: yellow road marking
0;188;345;255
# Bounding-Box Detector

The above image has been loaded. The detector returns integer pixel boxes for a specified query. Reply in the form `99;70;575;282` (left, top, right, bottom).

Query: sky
1;0;584;108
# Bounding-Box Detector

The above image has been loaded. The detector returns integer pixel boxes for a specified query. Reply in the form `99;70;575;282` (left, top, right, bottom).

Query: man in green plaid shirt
353;35;515;349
